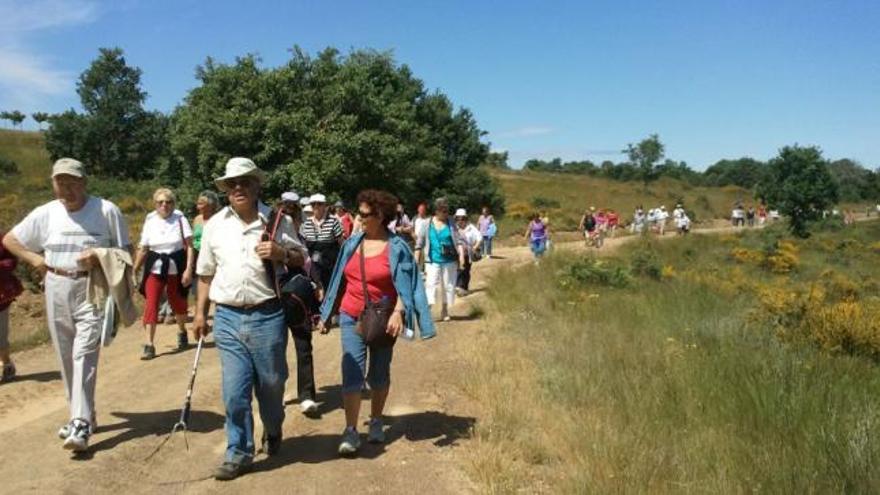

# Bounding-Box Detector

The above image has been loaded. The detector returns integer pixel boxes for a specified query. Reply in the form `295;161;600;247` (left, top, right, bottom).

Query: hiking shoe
338;427;361;456
261;432;281;456
367;418;385;444
300;399;318;415
177;332;189;351
62;419;90;452
141;344;156;360
58;414;97;439
0;362;15;383
213;461;252;481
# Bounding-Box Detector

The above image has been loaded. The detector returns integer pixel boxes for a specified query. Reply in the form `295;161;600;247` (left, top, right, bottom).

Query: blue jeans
482;236;493;256
214;302;288;464
340;312;394;394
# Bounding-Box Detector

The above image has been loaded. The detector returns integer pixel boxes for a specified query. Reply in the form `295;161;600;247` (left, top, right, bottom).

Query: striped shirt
300;216;343;243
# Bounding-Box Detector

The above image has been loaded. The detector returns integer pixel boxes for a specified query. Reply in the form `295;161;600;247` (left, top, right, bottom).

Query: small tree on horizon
32;112;49;130
624;134;665;187
758;145;839;238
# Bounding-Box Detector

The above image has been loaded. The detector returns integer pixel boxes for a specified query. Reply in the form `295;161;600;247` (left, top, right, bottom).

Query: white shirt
457;223;482;256
413;216;430;246
673;207;685;220
11;196;130;271
139;210;193;275
196;203;305;307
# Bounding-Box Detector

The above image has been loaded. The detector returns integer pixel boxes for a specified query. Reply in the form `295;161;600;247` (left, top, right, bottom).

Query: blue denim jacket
320;232;436;340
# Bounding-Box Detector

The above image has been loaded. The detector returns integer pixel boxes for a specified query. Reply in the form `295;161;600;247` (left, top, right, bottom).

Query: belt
219;298;281;312
47;267;89;279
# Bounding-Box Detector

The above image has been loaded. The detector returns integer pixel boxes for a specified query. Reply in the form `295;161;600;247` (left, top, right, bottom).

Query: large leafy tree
168;47;504;214
624;133;665;186
758;145;839;237
44;48;168;179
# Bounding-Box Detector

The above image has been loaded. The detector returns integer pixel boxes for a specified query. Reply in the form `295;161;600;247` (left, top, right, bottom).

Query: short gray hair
198;190;220;208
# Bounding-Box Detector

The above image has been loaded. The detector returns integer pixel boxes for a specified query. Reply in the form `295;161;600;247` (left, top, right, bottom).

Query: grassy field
466;221;880;493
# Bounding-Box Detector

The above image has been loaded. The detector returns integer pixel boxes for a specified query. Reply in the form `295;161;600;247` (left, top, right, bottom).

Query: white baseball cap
303;204;314;213
281;191;300;203
310;193;327;204
299;196;311;206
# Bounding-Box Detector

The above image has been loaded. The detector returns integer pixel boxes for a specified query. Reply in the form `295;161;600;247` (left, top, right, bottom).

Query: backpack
263;209;321;329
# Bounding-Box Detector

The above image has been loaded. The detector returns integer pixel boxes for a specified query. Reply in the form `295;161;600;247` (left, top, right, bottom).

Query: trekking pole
145;336;205;460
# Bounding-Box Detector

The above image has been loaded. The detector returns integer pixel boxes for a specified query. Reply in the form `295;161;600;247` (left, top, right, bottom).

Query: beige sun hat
52;158;86;178
214;157;267;191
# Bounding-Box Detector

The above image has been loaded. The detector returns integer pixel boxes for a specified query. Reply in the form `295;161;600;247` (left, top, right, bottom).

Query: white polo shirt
11;196;130;271
139;210;193;275
197;203;305;307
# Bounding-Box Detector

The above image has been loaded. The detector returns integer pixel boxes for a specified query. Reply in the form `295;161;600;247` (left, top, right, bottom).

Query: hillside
490;169;752;236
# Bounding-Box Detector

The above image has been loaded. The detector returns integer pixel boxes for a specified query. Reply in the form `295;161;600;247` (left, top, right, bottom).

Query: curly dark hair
356;189;399;224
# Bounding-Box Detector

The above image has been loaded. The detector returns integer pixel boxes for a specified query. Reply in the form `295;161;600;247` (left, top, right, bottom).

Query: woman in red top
0;230;24;382
320;190;406;455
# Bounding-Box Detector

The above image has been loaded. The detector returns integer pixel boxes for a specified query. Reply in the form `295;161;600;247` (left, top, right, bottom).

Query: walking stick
145;337;205;460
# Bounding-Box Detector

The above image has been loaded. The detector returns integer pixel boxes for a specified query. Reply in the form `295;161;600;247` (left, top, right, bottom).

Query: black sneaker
261;432;282;456
177;332;189;351
213;461;252;481
141;344;156;360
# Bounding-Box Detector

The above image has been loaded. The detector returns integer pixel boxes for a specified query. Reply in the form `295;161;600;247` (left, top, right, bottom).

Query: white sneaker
58;414;96;439
62;419;91;452
300;399;318;414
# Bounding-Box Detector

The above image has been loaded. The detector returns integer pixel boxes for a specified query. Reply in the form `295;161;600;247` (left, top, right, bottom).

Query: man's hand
193;313;212;339
256;241;285;262
31;255;48;279
77;249;98;270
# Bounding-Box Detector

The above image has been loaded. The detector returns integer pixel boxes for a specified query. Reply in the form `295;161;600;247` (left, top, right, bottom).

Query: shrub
0;156;18;176
559;257;632;289
530;196;561;209
629;241;663;280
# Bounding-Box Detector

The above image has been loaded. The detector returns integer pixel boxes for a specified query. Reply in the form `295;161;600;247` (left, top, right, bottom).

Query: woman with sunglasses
317;189;435;456
133;188;194;360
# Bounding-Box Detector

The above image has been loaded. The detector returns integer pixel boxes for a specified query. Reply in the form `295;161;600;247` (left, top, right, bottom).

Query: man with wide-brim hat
194;157;307;480
3;158;131;453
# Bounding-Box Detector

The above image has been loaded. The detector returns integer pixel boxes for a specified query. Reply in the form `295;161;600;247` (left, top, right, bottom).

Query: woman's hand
316;320;331;335
181;270;192;287
386;310;403;337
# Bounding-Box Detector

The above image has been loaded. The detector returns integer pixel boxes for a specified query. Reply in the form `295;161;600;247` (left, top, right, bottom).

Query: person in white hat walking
3;158;131;453
193;157;307;480
454;209;482;296
300;193;344;292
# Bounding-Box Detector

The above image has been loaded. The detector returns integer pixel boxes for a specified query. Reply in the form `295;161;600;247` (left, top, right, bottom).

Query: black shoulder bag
263;210;320;329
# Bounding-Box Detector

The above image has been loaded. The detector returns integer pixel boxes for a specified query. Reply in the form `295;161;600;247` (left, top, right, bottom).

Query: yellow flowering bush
764;240;799;273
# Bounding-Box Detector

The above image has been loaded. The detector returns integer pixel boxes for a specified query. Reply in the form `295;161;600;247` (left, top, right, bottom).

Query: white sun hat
454;208;467;217
303;204;314;214
214;157;266;191
309;193;327;204
281;191;300;203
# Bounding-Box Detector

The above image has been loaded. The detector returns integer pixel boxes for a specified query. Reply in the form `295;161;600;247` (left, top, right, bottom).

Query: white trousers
424;262;457;306
45;272;102;423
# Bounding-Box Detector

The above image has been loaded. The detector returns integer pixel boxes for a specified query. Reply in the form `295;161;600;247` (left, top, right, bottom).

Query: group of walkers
0;156;499;481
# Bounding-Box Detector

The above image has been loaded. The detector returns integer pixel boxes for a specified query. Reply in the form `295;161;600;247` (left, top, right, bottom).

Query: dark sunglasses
156;199;174;205
225;177;256;189
359;210;377;218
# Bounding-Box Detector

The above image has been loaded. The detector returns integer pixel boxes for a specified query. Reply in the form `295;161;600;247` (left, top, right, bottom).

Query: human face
281;201;300;216
435;206;449;221
358;203;381;231
312;202;327;218
52;174;87;211
224;176;259;211
456;216;467;227
417;204;427;216
154;195;175;218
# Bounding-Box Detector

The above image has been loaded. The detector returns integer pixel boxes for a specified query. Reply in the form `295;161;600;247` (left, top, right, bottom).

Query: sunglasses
225;177;256;189
359;210;377;218
156;199;174;205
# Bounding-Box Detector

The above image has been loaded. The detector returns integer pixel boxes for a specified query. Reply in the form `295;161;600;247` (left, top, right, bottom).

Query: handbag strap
358;240;373;310
261;208;286;299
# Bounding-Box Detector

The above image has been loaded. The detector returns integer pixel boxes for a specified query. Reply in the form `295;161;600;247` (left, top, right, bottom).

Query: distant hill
490;169;752;236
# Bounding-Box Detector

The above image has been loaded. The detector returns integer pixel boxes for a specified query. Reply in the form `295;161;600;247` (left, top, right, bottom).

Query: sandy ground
0;222;775;494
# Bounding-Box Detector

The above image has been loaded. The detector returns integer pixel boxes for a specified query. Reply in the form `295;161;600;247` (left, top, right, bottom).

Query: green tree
31;112;50;130
484;151;509;169
828;158;873;202
7;110;25;129
0;111;9;128
44;47;168;179
168;47;504;214
702;157;768;188
758;145;839;238
624;134;664;186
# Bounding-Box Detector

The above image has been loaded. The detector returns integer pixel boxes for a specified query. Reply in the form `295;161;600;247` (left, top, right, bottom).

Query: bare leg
343;392;361;429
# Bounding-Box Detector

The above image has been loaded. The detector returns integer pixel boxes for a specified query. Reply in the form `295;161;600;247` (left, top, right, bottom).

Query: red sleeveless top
339;244;398;317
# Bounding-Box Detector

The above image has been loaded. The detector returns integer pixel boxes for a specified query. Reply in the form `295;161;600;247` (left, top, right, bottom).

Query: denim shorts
339;312;394;394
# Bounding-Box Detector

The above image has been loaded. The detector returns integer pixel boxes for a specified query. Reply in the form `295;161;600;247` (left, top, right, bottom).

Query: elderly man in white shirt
193;157;306;481
3;158;130;453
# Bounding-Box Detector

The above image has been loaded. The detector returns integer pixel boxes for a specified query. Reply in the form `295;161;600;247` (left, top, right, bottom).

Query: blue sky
1;0;878;169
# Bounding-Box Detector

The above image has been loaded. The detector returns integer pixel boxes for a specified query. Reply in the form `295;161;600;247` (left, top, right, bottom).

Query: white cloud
495;126;555;138
0;0;99;109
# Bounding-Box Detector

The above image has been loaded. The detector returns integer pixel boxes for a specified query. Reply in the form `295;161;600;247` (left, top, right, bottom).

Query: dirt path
0;224;766;494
